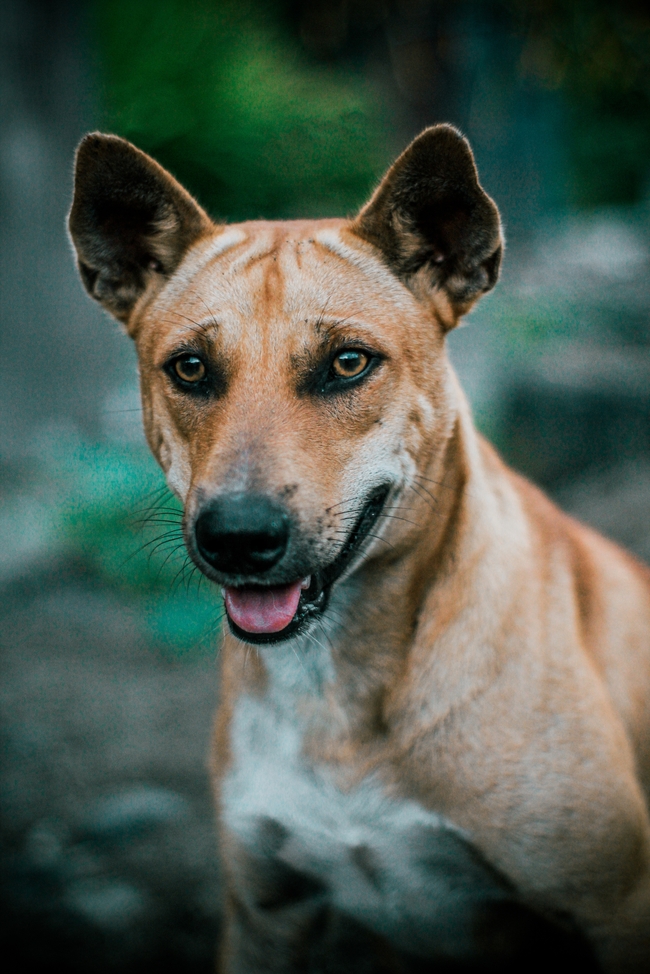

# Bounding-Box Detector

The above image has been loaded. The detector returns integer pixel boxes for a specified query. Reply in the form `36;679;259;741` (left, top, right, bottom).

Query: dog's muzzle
191;484;391;645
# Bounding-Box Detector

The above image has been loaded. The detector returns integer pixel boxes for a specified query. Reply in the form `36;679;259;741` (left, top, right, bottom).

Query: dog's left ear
69;133;213;326
352;125;503;320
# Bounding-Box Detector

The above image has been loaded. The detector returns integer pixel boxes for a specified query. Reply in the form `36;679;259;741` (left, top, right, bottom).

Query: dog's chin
220;483;391;646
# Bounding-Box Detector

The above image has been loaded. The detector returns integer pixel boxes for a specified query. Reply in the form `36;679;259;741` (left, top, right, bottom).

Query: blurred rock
557;460;650;566
84;786;189;842
24;819;68;868
450;205;650;493
64;877;150;930
502;345;650;488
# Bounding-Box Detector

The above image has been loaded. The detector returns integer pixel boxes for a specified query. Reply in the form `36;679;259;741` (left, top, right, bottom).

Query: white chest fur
221;649;513;962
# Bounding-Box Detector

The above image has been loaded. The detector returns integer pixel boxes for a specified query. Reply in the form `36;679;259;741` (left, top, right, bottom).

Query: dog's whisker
409;480;438;506
136;516;185;529
313;293;333;335
138;483;172;504
365;532;396;550
320;309;362;337
188;289;220;324
122;530;184;568
201;613;226;645
170;554;194;595
185;563;202;596
331;528;395;551
136;506;184;515
414;475;460;495
137;530;185;552
333;504;416;521
132;501;183;521
377;513;420;527
161;308;215;333
158;542;189;573
407;483;436;513
168;551;214;599
289;642;310;680
140;537;186;566
132;503;182;517
305;629;329;656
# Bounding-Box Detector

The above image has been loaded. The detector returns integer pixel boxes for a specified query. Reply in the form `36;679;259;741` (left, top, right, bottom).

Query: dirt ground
0;554;221;973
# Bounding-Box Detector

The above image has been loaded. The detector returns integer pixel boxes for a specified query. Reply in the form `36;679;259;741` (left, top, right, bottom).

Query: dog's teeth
300;576;311;590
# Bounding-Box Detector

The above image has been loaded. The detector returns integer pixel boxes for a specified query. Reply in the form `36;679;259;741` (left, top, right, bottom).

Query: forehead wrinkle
256;251;285;325
315;226;416;310
178;255;257;325
165;228;284;326
226;227;281;274
313;316;379;342
152;227;247;310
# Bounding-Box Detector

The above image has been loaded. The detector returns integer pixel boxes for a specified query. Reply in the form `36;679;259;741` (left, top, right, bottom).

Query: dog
68;125;650;972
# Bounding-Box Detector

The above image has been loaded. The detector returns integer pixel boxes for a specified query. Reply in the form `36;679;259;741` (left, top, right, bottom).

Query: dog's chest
221;686;511;961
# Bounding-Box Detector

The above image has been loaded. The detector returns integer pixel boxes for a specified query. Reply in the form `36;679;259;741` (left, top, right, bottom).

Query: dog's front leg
218;833;328;974
587;870;650;974
219;891;321;974
220;889;405;974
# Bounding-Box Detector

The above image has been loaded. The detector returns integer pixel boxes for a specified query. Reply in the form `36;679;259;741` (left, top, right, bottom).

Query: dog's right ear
352;125;502;322
68;134;212;326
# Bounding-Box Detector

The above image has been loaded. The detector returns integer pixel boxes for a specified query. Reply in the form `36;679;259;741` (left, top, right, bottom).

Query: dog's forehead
148;219;419;346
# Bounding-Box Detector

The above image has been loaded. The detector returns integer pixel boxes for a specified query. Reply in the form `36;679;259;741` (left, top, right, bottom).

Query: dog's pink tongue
224;582;302;634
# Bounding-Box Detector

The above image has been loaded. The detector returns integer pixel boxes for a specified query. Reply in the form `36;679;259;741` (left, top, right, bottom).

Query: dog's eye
172;355;206;384
331;350;370;380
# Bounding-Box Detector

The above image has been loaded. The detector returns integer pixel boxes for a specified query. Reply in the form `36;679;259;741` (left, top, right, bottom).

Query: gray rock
64;877;149;929
24;819;68;868
84;785;189;841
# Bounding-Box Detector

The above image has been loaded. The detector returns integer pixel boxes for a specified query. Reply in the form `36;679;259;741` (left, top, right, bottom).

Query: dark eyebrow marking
311;310;363;338
188;288;219;323
159;310;219;339
312;295;332;335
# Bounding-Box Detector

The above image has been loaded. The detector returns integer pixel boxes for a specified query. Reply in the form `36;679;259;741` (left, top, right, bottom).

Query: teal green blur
43;435;221;655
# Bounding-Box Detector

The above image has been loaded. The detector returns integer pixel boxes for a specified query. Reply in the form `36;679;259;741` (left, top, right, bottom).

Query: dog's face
69;127;502;643
135;221;453;641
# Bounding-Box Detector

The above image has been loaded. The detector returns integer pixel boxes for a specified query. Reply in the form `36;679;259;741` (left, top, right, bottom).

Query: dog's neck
220;370;498;750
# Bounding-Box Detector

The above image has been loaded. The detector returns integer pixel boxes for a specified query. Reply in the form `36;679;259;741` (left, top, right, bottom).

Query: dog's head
69;126;502;644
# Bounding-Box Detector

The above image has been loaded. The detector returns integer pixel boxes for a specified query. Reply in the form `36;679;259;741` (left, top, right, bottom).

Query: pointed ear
352;125;503;320
68;133;213;324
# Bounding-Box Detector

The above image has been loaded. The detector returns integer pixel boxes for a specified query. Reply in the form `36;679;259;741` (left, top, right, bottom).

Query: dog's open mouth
223;484;390;645
224;577;311;635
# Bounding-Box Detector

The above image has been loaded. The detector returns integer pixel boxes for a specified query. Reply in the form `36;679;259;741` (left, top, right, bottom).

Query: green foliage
92;0;390;220
49;436;222;655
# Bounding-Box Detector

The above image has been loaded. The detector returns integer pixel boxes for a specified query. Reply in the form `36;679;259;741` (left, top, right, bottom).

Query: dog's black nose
194;494;289;575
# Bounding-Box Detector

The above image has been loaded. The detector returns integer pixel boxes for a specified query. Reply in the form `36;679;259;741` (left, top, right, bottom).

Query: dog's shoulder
487;442;650;782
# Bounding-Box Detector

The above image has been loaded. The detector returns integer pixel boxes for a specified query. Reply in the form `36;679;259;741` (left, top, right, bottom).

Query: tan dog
69;126;650;972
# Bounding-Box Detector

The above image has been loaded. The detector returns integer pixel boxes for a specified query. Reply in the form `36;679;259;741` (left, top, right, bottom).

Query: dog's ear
69;133;212;325
352;125;503;320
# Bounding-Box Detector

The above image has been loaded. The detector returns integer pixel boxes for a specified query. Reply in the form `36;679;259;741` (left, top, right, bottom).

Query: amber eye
173;355;206;384
331;349;370;380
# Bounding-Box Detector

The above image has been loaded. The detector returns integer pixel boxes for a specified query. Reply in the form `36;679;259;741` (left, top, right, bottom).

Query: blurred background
1;1;649;970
